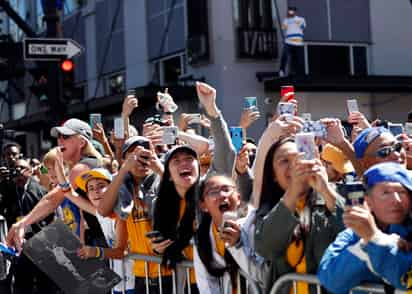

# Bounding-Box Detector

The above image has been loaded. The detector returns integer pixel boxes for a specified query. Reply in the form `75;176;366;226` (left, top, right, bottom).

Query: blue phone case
0;243;18;256
229;127;243;153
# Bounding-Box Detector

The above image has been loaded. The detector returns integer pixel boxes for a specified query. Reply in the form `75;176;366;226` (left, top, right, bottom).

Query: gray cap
121;136;150;158
50;118;92;141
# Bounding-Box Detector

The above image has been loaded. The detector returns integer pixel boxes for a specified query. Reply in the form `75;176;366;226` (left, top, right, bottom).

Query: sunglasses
374;142;403;158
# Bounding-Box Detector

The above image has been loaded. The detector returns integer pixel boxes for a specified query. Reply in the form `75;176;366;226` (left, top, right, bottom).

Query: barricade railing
268;273;407;294
127;253;262;294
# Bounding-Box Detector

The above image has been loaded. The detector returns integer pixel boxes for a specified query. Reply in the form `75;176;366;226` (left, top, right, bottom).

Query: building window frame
303;41;369;76
104;71;126;96
152;52;187;86
232;0;279;60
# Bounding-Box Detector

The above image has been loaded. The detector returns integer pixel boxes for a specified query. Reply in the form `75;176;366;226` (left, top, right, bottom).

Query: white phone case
114;118;124;139
296;133;316;160
162;126;178;145
347;99;359;113
187;113;201;124
405;123;412;136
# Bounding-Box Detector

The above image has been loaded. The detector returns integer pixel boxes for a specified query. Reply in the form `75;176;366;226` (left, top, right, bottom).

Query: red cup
281;85;295;101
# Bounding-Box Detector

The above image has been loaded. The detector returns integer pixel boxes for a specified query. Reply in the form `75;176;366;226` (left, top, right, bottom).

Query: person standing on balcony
279;6;306;77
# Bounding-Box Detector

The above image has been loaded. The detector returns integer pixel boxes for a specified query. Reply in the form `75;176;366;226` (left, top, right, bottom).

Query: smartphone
89;113;101;128
277;102;295;121
187;113;202;124
0;243;18;257
280;85;295;101
244;97;258;111
302;113;312;121
405;123;412;136
388;122;404;137
220;211;239;232
347;99;359;114
229;127;243;154
127;88;136;97
296;133;316;160
114;117;125;139
338;182;365;206
145;231;161;239
162;126;178;145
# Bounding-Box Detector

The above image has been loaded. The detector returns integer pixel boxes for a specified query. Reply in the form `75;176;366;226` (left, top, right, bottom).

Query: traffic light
60;59;78;101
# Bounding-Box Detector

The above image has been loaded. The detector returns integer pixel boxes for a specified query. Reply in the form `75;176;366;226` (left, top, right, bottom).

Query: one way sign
23;38;84;61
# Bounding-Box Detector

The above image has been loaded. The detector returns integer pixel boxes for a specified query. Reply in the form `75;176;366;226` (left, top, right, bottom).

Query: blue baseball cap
353;127;391;159
363;162;412;192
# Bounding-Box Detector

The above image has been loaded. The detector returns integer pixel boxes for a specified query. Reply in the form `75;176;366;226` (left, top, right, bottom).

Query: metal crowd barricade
268;273;405;294
127;253;262;294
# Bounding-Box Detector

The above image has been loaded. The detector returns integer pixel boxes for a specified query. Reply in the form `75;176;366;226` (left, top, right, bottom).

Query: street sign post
23;38;83;61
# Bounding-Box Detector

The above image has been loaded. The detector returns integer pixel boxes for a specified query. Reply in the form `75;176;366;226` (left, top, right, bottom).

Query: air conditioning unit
187;34;209;65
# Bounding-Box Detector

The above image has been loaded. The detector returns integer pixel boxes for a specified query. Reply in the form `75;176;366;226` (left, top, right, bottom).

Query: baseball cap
121;136;150;158
50;119;92;141
75;168;112;192
321;144;354;174
353;127;390;159
164;145;197;165
363;162;412;192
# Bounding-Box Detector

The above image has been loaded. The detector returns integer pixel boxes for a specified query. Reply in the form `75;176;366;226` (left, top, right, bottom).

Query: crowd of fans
1;81;412;294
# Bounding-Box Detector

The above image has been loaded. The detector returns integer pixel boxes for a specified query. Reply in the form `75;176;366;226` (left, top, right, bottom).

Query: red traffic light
61;60;74;72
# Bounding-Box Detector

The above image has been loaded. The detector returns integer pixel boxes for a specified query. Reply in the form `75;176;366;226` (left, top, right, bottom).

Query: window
304;43;368;76
234;0;279;59
186;0;210;65
152;54;187;86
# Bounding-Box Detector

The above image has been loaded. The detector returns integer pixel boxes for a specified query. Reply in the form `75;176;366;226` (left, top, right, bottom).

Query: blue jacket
318;225;412;293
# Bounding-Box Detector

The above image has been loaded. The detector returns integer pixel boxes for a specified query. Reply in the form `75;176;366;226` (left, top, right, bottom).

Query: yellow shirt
286;198;309;294
126;198;172;278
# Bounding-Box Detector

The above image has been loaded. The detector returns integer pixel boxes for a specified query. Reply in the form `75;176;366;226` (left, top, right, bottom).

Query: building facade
1;0;412;157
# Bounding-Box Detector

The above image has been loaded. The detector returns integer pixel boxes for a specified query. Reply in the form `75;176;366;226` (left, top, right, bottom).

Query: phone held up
229;127;243;154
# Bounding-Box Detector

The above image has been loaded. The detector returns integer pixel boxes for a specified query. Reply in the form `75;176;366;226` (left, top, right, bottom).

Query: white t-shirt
96;212;135;293
282;16;306;46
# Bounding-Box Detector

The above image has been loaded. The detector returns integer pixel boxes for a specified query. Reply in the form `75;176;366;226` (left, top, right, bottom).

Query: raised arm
251;115;303;207
195;82;236;176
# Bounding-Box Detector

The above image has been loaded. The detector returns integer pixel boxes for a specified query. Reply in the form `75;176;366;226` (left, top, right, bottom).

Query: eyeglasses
374;142;403;158
205;185;235;198
58;134;73;140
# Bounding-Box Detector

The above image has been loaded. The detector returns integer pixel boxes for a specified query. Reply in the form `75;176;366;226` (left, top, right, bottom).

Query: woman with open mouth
151;82;237;292
194;174;269;294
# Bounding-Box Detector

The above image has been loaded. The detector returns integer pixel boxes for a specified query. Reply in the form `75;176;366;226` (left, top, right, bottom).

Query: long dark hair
153;151;200;266
257;137;295;217
195;175;239;287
